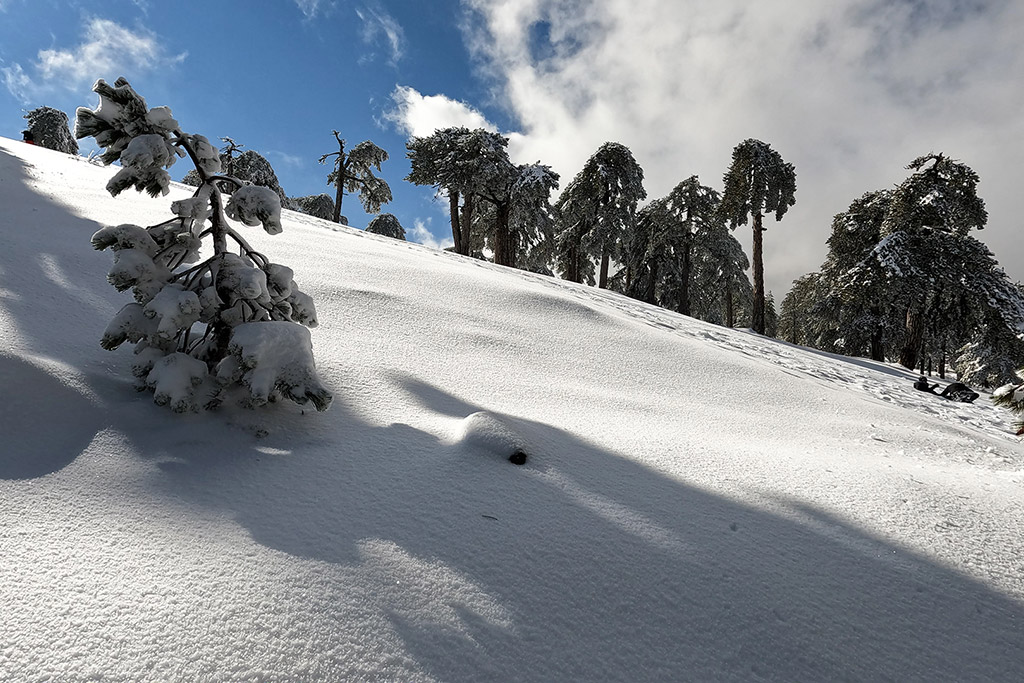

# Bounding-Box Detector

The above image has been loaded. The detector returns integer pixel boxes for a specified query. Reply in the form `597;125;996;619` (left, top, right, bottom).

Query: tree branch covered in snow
76;77;331;413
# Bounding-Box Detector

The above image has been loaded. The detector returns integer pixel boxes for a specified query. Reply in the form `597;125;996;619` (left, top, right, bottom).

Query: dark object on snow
940;382;979;403
509;449;527;465
914;376;938;394
22;130;35;144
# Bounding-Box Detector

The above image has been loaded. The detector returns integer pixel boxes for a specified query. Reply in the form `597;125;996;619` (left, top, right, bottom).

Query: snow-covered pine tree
320;132;392;224
407;128;557;268
406;127;475;256
365;213;406;240
873;154;989;370
76;77;331;413
23;106;79;154
720;139;796;335
778;274;820;345
291;194;335;221
554;142;646;288
764;291;779;338
656;176;722;316
813;190;894;359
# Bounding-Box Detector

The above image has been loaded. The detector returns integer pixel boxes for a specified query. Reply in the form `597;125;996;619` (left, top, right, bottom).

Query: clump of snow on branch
76;77;331;414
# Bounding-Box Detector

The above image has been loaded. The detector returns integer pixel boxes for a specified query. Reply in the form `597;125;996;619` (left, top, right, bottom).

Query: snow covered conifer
721;139;796;335
24;106;79;154
292;193;335;221
320;132;392;224
554;142;646;288
76;77;331;413
365;213;406;240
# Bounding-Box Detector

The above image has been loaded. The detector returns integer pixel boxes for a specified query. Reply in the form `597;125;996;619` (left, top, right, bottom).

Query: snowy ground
1;137;1022;682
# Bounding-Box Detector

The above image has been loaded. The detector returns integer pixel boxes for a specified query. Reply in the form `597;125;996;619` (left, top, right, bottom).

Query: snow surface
1;137;1022;681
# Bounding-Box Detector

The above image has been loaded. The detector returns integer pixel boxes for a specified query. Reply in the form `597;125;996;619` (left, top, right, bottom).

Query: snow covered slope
1;137;1022;682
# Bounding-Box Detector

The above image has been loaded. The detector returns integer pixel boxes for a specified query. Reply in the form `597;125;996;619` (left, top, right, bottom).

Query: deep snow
1;138;1022;682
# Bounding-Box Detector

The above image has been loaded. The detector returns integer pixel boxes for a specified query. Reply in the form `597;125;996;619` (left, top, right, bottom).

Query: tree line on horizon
19;104;1024;416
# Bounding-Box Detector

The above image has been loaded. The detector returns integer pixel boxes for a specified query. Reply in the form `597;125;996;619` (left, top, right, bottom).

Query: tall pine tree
721;139;796;335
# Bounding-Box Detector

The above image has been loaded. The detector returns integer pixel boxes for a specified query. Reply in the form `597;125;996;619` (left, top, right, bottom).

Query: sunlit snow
1;138;1022;681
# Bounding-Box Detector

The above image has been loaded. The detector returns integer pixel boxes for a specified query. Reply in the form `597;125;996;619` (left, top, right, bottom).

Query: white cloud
385;85;498;138
456;0;1024;295
2;18;186;103
409;217;455;251
266;150;306;169
356;4;406;66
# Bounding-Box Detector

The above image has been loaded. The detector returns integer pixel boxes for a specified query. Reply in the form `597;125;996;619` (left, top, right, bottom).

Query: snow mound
458;411;530;464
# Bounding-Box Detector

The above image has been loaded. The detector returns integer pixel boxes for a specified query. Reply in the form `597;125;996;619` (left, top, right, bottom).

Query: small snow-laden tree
76;77;331;413
720;138;797;335
554;142;646;288
24;106;79;154
320;131;392;224
291;193;335;221
365;213;406;240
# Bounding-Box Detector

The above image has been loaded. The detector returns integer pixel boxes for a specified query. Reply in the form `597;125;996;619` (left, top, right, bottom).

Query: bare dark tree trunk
900;306;924;370
598;247;611;289
492;202;514;267
646;260;659;305
449;191;462;255
725;286;735;328
751;212;766;334
330;136;346;224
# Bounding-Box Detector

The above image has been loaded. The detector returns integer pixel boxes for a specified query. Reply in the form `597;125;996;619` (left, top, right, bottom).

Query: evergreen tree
764;291;779;338
320;131;392;224
779;274;819;345
365;213;406;240
815;190;894;360
554;142;646;287
874;154;987;369
407;128;557;268
657;176;721;316
76;77;331;413
23;106;78;154
721;138;797;334
291;194;335;221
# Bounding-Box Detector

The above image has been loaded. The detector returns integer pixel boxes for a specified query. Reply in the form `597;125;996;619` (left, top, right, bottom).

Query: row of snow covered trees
777;153;1024;388
405;128;793;334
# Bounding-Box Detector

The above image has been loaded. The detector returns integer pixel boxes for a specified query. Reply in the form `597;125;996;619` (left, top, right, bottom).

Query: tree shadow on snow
147;373;1024;683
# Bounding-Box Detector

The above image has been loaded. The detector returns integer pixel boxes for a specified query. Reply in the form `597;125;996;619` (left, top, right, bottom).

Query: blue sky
3;0;1023;297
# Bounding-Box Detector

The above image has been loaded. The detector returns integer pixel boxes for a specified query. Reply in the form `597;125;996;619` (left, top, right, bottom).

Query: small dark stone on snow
509;450;527;465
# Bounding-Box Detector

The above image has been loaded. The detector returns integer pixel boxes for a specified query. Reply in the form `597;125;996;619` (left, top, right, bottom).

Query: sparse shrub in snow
76;77;331;413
